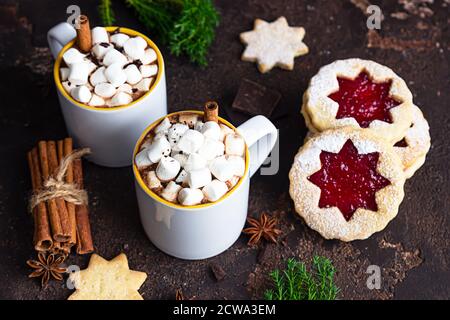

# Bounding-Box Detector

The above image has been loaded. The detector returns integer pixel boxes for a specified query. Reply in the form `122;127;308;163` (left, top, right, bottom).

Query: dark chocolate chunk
232;78;281;118
210;262;226;282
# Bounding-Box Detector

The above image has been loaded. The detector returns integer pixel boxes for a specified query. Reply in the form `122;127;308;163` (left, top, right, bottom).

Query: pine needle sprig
168;0;220;65
125;0;181;41
98;0;116;26
98;0;220;65
264;256;340;300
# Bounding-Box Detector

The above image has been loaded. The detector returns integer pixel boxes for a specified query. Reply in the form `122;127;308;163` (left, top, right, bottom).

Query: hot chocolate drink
59;26;159;108
135;103;246;206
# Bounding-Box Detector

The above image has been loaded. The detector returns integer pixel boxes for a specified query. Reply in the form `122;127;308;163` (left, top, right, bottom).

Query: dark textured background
0;0;449;300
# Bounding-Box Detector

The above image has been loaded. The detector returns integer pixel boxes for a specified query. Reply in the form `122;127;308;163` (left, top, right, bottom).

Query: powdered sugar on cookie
240;17;308;73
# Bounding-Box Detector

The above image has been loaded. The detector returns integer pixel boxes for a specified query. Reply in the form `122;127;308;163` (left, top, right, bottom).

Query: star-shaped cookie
68;253;147;300
240;17;308;73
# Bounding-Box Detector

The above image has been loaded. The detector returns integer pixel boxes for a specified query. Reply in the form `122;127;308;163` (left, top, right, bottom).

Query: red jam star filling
328;72;401;128
308;139;391;221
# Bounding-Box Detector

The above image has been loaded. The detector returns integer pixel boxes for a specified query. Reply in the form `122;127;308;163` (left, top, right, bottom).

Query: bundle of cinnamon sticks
27;138;93;255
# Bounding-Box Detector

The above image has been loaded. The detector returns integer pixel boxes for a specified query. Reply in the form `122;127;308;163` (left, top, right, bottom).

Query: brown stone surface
0;0;448;300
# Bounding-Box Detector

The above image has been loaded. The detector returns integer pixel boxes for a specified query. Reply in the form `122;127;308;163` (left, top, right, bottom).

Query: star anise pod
243;213;282;246
27;252;67;287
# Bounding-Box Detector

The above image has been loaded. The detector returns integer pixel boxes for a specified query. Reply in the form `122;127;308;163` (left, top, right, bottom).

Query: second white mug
47;23;167;167
133;111;278;260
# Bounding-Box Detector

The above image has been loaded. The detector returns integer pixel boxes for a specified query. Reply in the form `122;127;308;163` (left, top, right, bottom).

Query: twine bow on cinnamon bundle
29;148;90;212
27;138;94;255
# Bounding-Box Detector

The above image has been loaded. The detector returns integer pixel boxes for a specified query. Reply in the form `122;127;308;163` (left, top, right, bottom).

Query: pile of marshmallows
135;114;246;206
60;27;158;107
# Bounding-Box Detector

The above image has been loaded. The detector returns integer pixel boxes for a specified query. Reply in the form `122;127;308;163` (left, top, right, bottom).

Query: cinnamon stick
46;141;72;242
61;138;77;247
73;158;94;254
204;101;219;123
28;148;53;251
77;15;92;53
38;141;64;242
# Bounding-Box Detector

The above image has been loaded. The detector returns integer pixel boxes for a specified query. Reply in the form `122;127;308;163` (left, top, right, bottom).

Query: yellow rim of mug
133;111;250;210
53;26;164;112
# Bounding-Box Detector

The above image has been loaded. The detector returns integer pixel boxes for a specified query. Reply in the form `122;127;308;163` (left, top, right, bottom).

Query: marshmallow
68;62;90;85
103;48;128;67
202;179;228;202
134;77;153;91
219;124;234;141
201;121;221;140
89;66;107;86
124;64;143;85
135;148;153;169
184;153;207;172
92;42;113;59
187;168;212;189
144;135;171;164
105;63;127;87
154;117;172;134
110;33;130;48
177;129;205;154
179;114;199;128
178;188;204;206
140;138;153;151
86;61;97;73
91;27;109;45
156;156;181;181
70;85;92;103
62;81;76;93
117;83;133;94
140;48;157;65
225;134;246;156
123;37;146;60
94;82;116;98
197;138;225;161
147;171;162;190
60;67;70;81
226;176;240;189
194;121;204;132
88;94;105;107
109;91;132;107
227;155;245;177
160;181;182;203
209;156;235;182
62;48;86;65
175;169;188;184
139;64;158;78
168;123;189;145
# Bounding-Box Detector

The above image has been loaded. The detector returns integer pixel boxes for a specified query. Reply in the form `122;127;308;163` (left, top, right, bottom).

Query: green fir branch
98;0;116;26
97;0;219;65
265;256;340;300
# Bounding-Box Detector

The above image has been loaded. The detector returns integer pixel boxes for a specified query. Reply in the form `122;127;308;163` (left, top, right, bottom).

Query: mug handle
47;22;77;59
237;115;278;178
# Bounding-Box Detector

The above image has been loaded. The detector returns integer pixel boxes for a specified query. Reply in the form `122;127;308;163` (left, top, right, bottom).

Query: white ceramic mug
47;23;167;167
133;111;278;260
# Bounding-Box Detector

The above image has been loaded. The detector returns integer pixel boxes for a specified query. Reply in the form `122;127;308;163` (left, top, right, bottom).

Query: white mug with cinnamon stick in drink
47;16;167;167
133;102;278;260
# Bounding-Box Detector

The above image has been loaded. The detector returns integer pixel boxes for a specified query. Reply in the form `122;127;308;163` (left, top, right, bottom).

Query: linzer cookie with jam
303;58;414;143
289;128;406;241
393;105;431;178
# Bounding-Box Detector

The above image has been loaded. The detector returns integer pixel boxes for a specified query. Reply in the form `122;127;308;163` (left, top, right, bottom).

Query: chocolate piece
232;78;281;118
210;262;226;282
